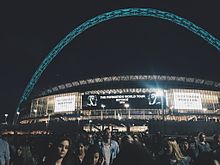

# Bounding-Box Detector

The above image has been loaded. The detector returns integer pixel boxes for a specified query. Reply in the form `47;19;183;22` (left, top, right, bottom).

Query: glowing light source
101;104;106;109
156;90;164;97
4;114;8;124
124;103;130;109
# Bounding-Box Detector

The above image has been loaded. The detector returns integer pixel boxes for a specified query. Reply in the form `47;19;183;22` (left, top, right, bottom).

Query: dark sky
0;0;220;122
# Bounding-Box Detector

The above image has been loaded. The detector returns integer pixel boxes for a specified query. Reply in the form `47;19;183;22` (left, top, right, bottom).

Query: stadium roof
33;75;220;98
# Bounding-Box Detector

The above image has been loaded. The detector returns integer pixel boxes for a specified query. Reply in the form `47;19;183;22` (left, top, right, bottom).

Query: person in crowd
84;133;94;151
158;138;191;165
212;134;220;149
120;135;134;148
20;143;36;164
193;152;220;165
7;136;16;165
132;134;141;145
18;135;36;165
180;138;200;164
180;139;194;158
74;140;86;165
112;135;155;165
186;135;198;163
212;134;220;162
0;136;10;165
87;133;94;146
44;136;75;165
42;141;53;164
196;132;212;156
151;131;164;159
98;128;119;165
11;146;25;165
114;135;122;147
83;145;104;165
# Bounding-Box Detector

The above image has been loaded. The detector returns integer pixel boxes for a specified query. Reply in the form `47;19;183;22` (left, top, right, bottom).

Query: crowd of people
0;129;220;165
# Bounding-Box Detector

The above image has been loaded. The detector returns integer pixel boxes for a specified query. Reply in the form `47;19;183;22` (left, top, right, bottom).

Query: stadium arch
16;8;220;113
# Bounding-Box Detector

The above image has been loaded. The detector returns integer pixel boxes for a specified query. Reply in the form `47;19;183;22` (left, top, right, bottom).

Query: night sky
0;0;220;123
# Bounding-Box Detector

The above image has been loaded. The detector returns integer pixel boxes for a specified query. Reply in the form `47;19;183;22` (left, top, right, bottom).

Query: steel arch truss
16;8;220;112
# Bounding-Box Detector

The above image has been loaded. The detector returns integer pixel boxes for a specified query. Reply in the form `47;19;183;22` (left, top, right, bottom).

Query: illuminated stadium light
156;89;164;96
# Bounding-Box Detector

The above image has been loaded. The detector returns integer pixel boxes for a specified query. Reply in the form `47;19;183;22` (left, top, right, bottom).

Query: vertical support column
101;104;105;120
30;101;33;117
143;110;145;120
46;97;49;115
101;110;103;120
162;94;164;121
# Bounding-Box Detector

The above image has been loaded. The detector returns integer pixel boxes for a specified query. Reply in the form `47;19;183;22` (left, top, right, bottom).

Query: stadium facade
19;75;220;124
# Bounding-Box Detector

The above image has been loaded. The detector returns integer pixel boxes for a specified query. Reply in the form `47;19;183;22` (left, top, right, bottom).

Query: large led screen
54;95;75;112
82;92;166;109
174;92;202;110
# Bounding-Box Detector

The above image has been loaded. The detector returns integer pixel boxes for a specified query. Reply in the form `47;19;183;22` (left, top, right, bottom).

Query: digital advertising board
82;92;166;110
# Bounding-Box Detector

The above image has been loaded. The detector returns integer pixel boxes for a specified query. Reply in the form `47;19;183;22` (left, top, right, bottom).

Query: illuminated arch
16;8;220;112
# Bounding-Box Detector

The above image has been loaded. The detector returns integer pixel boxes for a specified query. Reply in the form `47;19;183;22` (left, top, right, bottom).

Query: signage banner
82;92;166;109
174;92;202;110
54;95;75;112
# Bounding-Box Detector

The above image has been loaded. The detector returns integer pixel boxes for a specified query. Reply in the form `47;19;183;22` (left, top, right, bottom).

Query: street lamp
16;112;20;124
89;119;92;132
33;109;37;117
124;103;129;109
4;113;8;124
46;113;51;127
101;104;105;120
33;109;37;123
77;116;81;126
117;113;122;120
124;103;131;119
